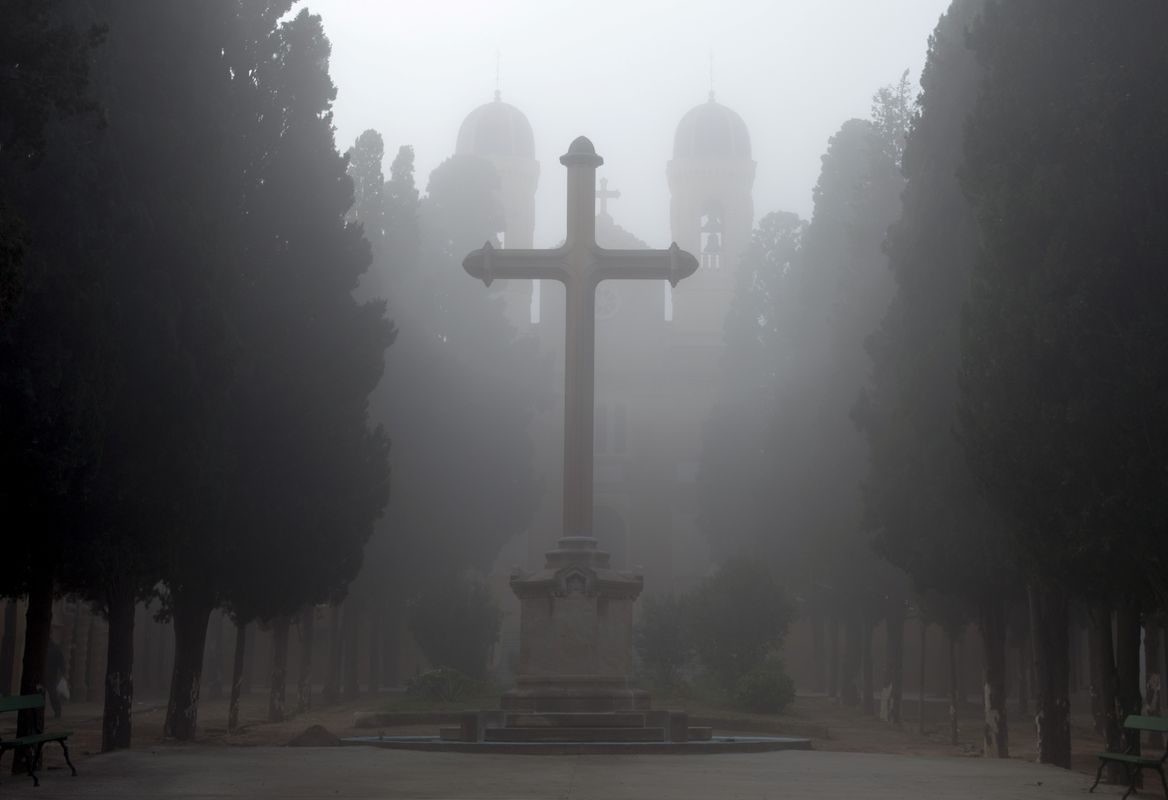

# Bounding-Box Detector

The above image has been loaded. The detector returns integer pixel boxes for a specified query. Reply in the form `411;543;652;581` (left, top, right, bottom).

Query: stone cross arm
463;241;696;288
590;244;695;287
463;242;569;285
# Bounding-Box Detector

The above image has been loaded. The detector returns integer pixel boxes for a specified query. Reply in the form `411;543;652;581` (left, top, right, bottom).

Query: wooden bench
0;693;77;787
1090;714;1168;800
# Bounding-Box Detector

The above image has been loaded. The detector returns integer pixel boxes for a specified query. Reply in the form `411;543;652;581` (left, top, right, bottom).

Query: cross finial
495;49;501;101
596;177;621;218
709;50;715;102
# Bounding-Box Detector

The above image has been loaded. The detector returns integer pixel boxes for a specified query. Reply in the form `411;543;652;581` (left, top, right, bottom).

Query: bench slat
0;694;46;713
1097;752;1162;766
1;731;73;747
1124;715;1168;733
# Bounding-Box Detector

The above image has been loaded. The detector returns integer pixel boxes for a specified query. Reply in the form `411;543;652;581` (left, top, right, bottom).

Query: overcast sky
298;0;951;248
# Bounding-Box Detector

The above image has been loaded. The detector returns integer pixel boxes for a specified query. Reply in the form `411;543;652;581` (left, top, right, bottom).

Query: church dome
673;94;752;160
456;93;536;159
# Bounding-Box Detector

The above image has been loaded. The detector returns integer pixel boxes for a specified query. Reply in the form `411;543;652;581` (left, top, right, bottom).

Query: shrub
686;557;794;691
732;660;796;714
408;571;502;679
406;666;479;703
634;594;692;688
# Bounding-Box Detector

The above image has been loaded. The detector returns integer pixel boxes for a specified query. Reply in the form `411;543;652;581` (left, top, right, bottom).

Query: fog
5;0;1166;773
300;0;948;246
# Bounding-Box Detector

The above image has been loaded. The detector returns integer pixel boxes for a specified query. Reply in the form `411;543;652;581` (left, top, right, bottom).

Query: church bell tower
455;91;541;325
666;92;756;337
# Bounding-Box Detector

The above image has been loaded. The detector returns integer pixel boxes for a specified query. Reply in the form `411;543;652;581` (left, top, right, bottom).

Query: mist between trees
2;0;1167;774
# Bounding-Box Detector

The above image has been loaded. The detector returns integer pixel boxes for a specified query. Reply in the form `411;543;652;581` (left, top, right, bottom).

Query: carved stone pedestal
437;537;713;744
503;536;647;714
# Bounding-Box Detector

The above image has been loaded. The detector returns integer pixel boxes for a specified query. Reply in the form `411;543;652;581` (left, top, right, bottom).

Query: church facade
452;91;756;675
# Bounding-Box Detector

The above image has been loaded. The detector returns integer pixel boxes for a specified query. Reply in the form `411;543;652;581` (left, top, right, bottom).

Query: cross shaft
464;136;698;540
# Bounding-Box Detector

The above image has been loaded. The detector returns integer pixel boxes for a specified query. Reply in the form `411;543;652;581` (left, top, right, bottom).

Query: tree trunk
811;611;825;694
68;603;91;702
66;601;83;693
918;619;927;735
882;604;905;724
827;612;840;699
978;595;1009;758
1017;635;1031;717
268;615;290;723
1087;604;1122;768
138;607;152;693
159;618;174;692
297;606;314;714
227;619;246;733
382;602;400;688
14;571;53;773
861;620;875;716
367;600;381;696
948;629;959;746
240;621;253;695
956;638;964;707
1;599;18;696
342;599;360;701
1029;582;1071;768
1069;622;1081;693
101;587;135;752
205;610;224;701
841;616;861;706
162;594;212;740
84;612;102;702
323;604;340;704
1145;623;1163;750
1115;599;1142;757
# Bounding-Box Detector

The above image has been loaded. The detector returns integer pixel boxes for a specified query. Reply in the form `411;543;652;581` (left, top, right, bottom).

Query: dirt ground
10;688;1150;789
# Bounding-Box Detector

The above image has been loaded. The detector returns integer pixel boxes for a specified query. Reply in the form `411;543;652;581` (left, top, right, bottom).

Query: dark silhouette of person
44;639;66;718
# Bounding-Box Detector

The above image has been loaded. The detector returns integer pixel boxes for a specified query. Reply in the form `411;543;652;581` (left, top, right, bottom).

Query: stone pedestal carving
502;536;649;713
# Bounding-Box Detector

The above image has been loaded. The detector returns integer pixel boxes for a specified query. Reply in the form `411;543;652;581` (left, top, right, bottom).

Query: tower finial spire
495;49;502;101
709;50;715;102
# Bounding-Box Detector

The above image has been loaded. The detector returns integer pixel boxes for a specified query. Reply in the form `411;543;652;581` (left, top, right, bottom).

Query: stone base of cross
463;137;698;715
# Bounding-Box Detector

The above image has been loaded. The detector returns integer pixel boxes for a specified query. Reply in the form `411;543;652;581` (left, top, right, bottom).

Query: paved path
1;746;1120;799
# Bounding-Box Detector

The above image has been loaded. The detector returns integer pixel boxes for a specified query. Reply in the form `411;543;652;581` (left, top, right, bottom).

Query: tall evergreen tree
159;5;391;739
220;8;392;724
348;146;548;674
959;0;1168;767
0;0;104;753
785;99;911;708
855;0;1021;756
697;211;804;560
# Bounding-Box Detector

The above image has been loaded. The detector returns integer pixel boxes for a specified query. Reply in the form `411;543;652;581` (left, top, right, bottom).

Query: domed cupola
672;93;752;160
456;91;536;160
452;91;540;254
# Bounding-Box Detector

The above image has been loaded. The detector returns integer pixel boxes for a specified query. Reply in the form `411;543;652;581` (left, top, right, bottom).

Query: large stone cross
464;136;698;540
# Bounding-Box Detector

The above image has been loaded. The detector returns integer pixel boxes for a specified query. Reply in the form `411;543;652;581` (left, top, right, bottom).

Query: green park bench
0;692;77;787
1090;714;1168;800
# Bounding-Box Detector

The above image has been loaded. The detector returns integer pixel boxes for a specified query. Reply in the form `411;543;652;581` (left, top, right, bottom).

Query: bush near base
732;660;795;714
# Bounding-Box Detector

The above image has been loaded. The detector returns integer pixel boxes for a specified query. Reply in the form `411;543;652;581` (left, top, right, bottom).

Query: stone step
484;726;666;743
504;712;646;728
